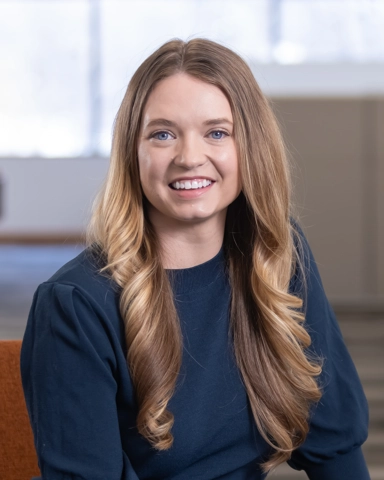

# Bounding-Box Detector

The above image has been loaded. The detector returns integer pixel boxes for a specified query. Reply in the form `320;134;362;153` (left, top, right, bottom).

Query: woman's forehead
141;73;233;129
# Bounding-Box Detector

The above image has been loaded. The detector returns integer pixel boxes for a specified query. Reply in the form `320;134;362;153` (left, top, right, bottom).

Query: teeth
171;179;212;190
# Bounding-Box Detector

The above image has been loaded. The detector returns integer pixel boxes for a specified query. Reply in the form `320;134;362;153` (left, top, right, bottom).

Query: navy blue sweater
20;229;369;479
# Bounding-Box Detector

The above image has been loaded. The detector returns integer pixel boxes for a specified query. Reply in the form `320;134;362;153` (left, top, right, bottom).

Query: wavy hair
87;38;322;472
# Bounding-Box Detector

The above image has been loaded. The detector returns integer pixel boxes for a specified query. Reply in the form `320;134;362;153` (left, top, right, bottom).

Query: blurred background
0;0;383;478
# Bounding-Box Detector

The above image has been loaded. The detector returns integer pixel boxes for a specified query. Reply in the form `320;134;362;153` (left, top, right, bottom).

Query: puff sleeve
20;282;140;480
288;226;370;479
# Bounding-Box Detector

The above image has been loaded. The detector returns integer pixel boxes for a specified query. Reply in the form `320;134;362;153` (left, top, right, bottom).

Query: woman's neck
149;213;226;269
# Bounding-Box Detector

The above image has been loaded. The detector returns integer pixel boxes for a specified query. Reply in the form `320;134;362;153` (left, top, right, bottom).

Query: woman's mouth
169;179;212;190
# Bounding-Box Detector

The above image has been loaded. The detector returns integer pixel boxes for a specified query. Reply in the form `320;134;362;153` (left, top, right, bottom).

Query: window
1;0;383;157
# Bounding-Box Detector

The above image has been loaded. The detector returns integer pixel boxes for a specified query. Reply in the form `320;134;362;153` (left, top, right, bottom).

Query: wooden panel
270;99;365;300
0;233;83;244
378;100;384;297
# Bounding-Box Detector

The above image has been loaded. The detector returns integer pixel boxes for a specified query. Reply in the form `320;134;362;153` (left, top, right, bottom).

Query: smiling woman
137;73;241;267
20;38;369;480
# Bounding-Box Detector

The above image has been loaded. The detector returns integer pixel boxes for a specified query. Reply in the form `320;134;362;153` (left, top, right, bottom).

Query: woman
21;38;369;479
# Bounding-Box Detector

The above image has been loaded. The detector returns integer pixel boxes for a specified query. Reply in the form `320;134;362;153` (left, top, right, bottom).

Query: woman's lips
169;181;214;198
169;178;214;189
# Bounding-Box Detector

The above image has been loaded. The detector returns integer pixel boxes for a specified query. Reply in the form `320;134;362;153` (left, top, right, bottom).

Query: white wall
255;64;384;97
0;157;108;234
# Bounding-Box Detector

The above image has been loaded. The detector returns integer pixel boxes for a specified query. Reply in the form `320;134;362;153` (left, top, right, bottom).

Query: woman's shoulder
28;246;124;349
47;245;112;285
39;245;120;309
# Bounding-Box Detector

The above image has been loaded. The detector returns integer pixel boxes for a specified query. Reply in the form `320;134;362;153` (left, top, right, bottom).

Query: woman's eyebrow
145;118;176;129
203;117;233;126
144;117;233;129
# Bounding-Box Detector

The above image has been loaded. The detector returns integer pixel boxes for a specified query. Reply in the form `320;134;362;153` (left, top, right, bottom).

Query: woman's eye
152;131;172;141
210;130;228;140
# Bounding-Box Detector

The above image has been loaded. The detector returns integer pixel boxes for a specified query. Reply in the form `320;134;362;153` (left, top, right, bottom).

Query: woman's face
137;73;241;229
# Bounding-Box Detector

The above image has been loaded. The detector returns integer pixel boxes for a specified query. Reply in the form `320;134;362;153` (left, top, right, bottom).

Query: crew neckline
167;246;227;295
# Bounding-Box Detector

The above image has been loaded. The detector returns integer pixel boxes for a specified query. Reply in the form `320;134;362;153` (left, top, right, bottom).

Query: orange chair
0;340;41;480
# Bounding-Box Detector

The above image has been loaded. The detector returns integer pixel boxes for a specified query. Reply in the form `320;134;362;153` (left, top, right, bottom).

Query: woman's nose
173;137;207;169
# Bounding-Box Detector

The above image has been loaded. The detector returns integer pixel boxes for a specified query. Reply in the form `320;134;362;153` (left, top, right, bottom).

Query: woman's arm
287;224;370;479
21;282;140;480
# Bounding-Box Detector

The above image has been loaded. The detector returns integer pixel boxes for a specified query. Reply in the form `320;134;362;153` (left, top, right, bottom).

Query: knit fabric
21;227;370;479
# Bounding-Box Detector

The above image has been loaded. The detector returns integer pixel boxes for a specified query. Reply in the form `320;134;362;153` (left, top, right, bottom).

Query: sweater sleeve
20;282;140;480
287;225;370;479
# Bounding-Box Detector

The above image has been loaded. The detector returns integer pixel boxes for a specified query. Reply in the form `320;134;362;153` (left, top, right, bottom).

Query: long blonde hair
87;38;322;472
